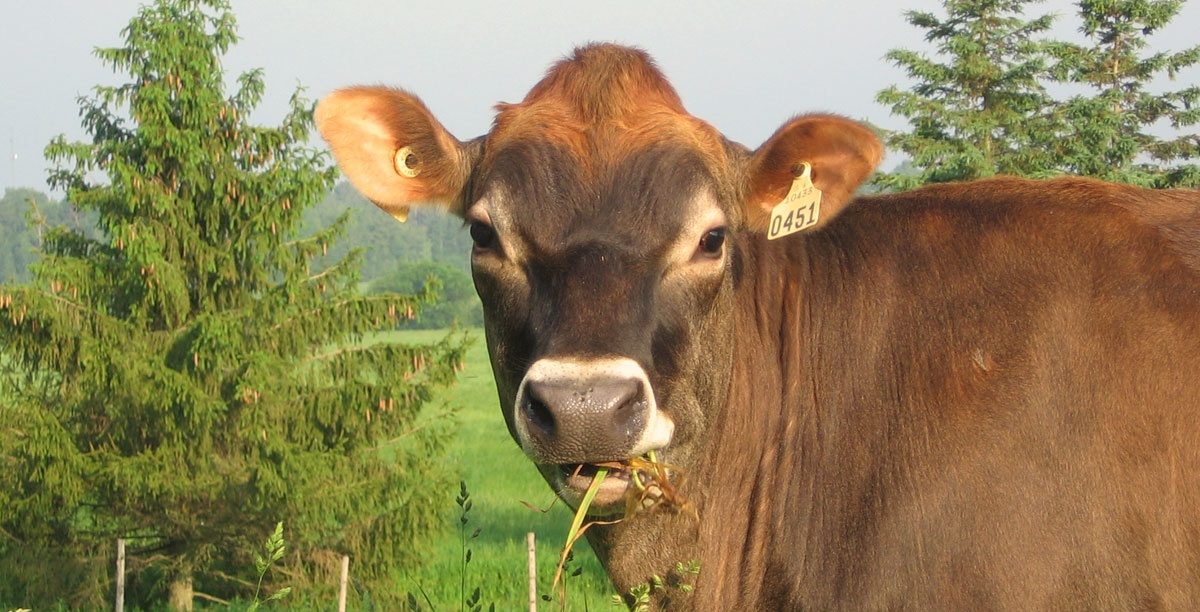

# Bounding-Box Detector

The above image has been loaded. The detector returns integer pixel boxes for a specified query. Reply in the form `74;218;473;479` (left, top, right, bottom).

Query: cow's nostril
523;393;556;436
606;381;645;436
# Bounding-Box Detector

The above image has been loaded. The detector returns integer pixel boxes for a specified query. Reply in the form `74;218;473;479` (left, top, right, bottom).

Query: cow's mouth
557;463;634;512
553;454;686;517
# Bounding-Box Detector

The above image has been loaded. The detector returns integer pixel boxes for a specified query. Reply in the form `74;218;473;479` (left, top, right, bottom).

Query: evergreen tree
875;0;1060;190
0;1;464;609
1046;0;1200;187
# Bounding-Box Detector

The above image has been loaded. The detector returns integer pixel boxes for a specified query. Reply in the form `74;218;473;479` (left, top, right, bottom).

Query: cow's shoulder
846;177;1200;268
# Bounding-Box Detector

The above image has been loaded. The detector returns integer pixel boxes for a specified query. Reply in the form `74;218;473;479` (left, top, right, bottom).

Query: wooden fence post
115;538;126;612
527;532;537;612
337;554;349;612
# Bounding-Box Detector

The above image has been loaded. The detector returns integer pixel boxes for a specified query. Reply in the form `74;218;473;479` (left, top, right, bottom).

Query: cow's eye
469;220;498;251
698;228;726;257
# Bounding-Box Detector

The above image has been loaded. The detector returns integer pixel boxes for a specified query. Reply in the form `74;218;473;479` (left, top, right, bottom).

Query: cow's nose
518;372;649;464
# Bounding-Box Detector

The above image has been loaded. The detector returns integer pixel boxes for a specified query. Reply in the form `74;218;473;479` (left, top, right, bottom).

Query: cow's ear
742;114;882;234
316;86;477;220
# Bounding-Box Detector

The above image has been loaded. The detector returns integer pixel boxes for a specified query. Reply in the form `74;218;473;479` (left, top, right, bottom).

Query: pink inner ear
743;114;883;232
315;87;470;217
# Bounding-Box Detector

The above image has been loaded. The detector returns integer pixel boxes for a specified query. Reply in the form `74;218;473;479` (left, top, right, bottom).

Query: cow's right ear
315;86;477;220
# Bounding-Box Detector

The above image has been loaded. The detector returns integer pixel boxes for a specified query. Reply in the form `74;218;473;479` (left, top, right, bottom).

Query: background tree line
1;181;482;328
308;182;483;329
0;188;98;283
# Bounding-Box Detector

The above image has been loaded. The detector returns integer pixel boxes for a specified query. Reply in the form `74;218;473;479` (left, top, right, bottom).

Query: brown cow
316;44;1200;609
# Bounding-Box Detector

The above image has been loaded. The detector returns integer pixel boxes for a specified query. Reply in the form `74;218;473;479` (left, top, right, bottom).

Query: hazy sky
3;0;1198;193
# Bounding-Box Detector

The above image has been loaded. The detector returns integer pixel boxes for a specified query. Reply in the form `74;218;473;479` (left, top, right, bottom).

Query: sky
2;0;1199;194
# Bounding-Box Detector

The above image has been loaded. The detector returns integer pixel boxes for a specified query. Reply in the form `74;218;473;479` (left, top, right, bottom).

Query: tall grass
381;329;615;610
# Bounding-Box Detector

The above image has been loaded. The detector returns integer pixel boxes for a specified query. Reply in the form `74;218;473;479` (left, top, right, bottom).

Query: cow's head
317;44;881;512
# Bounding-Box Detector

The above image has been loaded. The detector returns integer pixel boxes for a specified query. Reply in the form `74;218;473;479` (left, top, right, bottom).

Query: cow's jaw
514;357;675;511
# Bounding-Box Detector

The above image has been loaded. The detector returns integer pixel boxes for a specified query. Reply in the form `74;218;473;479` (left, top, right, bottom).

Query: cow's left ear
742;114;882;234
315;86;479;221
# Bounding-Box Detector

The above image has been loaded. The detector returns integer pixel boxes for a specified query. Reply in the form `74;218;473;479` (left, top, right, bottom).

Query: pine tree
0;1;464;608
1046;0;1200;187
875;0;1061;190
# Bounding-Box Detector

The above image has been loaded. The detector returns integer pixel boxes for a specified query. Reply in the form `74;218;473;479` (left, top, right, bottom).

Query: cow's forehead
470;45;739;257
487;97;732;179
485;45;730;170
478;138;721;251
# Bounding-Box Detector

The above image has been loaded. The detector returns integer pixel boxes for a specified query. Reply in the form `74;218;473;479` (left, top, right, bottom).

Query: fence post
527;532;537;612
337;554;350;612
115;538;126;612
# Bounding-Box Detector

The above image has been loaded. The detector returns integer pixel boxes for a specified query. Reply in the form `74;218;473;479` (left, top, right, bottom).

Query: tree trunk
168;574;194;612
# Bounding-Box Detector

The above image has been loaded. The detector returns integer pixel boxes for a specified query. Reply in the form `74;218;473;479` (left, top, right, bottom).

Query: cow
315;43;1200;609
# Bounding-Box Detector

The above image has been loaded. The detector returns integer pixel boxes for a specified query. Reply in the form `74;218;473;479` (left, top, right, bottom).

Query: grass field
381;329;616;611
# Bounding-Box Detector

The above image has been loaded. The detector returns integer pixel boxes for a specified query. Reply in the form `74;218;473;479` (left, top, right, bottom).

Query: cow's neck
698;225;931;608
695;235;826;606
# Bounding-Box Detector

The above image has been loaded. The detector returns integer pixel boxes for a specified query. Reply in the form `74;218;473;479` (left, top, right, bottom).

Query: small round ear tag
767;162;822;240
393;146;421;178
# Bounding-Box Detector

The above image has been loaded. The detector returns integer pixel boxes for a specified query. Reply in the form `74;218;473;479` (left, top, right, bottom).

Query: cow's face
467;136;741;509
316;45;880;512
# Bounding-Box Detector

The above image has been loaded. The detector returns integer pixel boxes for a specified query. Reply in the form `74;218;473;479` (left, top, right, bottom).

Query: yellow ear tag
767;162;822;240
393;146;420;178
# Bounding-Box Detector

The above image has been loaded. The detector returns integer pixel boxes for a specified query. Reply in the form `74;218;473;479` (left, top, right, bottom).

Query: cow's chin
551;463;635;516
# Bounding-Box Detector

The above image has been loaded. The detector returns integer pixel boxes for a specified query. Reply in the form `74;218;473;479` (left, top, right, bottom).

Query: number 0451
769;203;818;239
767;163;823;240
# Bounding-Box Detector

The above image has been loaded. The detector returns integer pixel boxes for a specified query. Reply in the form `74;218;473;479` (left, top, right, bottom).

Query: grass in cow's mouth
550;451;694;596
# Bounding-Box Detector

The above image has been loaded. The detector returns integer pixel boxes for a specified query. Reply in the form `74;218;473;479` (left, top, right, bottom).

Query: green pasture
381;329;615;610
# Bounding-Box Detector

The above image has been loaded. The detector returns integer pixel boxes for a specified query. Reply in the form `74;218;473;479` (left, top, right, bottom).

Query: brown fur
317;44;1200;610
488;46;734;185
672;176;1200;609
